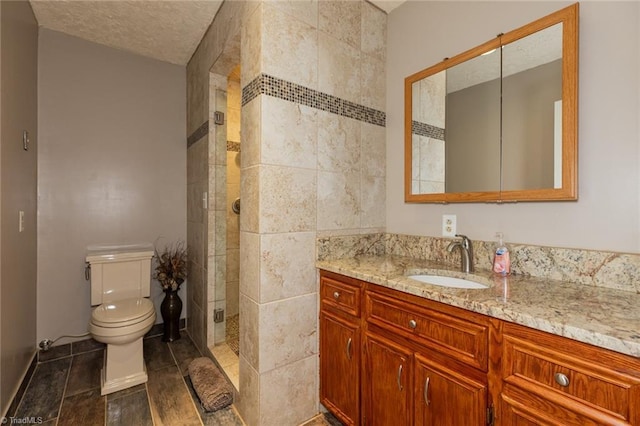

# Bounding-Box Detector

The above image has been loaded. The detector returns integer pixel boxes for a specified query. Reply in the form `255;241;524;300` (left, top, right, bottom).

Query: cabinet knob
554;372;570;387
408;319;417;329
333;291;340;300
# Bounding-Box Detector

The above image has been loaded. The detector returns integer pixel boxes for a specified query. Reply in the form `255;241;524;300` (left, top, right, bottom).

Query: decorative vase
161;289;182;342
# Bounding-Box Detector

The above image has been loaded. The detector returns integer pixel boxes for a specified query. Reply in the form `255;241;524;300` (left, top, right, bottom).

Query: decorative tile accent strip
317;233;640;293
187;121;209;147
412;120;445;141
227;141;241;152
242;73;386;127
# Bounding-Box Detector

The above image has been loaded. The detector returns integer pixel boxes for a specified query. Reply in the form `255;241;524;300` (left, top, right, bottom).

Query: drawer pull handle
409;319;417;329
424;377;431;406
554;372;570;387
333;291;340;300
397;364;403;391
346;338;352;360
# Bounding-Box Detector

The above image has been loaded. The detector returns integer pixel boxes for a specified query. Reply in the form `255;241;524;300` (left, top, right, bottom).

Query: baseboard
5;351;37;418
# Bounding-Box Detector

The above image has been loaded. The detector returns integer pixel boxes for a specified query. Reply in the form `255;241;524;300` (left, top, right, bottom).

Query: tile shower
186;1;388;423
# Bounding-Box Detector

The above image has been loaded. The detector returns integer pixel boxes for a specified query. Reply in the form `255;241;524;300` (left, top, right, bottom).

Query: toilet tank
86;243;155;305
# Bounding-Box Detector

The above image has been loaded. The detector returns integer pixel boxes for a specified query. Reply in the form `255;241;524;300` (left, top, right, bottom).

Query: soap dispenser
492;232;511;276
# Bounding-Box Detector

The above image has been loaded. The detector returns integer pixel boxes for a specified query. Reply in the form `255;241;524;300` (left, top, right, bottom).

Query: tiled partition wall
187;1;387;425
187;0;252;364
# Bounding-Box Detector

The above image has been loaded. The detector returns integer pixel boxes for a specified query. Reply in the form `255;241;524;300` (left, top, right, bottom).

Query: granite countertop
317;255;640;359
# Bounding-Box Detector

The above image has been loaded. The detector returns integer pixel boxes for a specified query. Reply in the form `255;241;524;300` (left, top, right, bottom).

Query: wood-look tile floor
13;333;245;425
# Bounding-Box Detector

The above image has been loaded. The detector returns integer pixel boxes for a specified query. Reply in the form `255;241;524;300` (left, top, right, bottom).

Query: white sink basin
407;274;488;289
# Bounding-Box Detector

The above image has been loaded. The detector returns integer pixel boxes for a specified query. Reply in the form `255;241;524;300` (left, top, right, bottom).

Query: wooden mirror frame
404;3;578;203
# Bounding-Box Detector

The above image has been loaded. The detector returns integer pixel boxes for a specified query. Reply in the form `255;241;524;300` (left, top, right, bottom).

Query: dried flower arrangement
154;241;187;291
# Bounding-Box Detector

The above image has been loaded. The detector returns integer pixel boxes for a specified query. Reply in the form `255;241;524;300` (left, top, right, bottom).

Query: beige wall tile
188;302;205;352
187;221;205;267
318;111;361;173
259;165;317;233
361;1;387;61
237;356;260;426
258;293;318;372
262;2;318;88
241;97;261;169
239;294;259;370
317;170;360;231
361;175;386;229
187;182;206;224
361;122;386;178
262;96;318;169
239;231;260;303
187;138;207;185
240;165;259;233
259;355;318;425
240;2;262;86
214;255;226;301
319;33;361;104
361;54;385;111
271;0;318;28
259;232;317;303
319;0;361;49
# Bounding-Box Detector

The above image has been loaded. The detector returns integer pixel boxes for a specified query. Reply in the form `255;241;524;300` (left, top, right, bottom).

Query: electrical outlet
442;214;456;237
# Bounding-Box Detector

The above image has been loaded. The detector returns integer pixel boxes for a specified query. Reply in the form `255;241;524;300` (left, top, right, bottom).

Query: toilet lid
92;298;155;327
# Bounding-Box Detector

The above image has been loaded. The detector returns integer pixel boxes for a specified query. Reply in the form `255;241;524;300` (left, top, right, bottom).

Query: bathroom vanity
318;259;640;426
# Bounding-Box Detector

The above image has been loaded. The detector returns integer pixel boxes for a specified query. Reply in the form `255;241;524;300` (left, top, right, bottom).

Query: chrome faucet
446;234;474;273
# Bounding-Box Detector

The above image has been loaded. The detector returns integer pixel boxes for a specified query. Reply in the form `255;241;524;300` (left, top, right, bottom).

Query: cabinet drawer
320;273;361;318
365;291;488;371
503;325;640;424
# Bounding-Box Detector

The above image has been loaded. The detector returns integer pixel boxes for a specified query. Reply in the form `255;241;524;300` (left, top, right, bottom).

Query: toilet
86;243;156;395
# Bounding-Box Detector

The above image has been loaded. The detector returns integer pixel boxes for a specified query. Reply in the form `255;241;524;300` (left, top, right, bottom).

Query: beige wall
37;29;186;345
387;1;640;253
0;0;38;415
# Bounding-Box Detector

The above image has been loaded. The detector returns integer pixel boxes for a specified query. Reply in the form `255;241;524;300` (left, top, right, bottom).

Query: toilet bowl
89;297;156;395
85;244;156;395
89;298;156;344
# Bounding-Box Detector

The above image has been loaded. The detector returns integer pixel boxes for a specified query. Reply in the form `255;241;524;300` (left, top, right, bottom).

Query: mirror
405;4;578;203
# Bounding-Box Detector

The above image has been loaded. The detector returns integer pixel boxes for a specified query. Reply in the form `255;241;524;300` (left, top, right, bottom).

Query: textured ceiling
30;0;223;66
30;0;403;66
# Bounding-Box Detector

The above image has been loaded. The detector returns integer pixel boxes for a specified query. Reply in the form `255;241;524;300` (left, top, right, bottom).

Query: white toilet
86;243;156;395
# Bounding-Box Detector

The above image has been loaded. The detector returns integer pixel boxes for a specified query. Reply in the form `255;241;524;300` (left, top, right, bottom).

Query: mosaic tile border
227;141;240;152
187;121;209;147
242;73;386;127
412;120;445;141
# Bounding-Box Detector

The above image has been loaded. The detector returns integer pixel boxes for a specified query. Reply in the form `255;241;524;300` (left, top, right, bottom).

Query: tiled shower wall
226;78;241;319
187;1;387;424
187;0;252;358
237;2;386;425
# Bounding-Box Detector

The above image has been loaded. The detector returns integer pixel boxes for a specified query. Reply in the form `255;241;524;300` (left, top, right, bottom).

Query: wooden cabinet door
320;313;360;426
414;353;487;426
363;333;412;426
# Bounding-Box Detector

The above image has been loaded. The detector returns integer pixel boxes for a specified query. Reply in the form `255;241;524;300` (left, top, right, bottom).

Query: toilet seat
91;298;155;328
